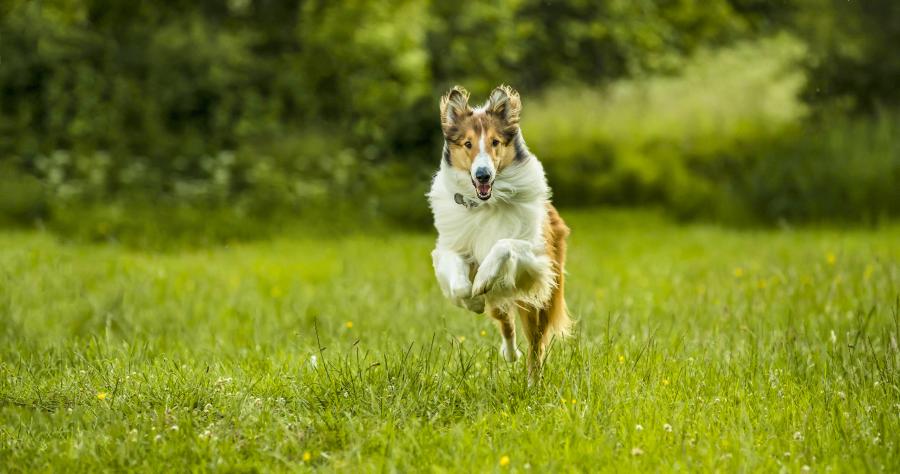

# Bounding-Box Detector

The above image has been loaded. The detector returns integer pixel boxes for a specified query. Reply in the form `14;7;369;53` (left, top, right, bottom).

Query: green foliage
0;163;47;226
524;35;808;216
1;0;898;233
735;111;900;223
1;211;899;470
795;0;900;112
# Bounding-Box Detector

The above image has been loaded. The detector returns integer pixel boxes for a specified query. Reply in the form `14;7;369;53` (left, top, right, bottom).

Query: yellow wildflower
303;451;311;462
480;330;487;337
96;391;108;400
618;355;625;364
662;378;670;386
826;253;836;265
345;321;353;329
733;267;744;278
499;455;510;467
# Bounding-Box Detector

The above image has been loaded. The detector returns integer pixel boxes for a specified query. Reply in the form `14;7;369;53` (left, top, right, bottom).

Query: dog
428;84;570;383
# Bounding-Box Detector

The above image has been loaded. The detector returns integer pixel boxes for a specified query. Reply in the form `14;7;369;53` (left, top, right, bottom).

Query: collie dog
428;85;570;383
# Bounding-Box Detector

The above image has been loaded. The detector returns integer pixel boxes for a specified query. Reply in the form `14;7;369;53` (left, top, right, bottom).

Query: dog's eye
492;139;501;147
464;141;472;149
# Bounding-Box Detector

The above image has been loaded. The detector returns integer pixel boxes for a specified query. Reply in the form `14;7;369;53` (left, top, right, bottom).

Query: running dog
428;85;570;383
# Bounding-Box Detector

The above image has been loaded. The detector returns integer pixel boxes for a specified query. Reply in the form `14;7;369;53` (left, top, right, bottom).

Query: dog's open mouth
474;182;492;200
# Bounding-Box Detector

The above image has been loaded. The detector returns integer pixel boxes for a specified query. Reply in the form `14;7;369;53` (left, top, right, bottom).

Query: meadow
1;210;898;472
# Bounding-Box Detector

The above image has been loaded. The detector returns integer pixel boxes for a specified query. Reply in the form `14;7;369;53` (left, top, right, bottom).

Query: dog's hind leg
489;306;521;362
517;304;548;385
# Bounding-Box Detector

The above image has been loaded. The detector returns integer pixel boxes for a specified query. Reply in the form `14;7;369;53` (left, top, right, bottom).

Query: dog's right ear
440;86;471;141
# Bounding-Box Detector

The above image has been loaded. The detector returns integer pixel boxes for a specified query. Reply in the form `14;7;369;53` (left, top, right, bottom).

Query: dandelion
733;267;744;278
480;330;487;337
662;378;670;386
826;253;836;265
618;355;625;364
630;447;644;456
303;451;312;462
345;321;353;329
663;423;673;432
96;391;108;401
499;455;510;467
571;399;577;405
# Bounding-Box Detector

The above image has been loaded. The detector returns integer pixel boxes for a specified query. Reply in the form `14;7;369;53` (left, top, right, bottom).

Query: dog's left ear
487;85;522;139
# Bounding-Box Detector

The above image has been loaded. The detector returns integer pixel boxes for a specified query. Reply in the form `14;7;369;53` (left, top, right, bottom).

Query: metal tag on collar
454;193;479;209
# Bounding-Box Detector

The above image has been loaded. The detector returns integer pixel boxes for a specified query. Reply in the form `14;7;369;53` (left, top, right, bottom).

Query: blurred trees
1;0;898;232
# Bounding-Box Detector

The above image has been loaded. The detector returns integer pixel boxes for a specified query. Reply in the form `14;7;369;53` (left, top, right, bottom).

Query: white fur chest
428;158;549;264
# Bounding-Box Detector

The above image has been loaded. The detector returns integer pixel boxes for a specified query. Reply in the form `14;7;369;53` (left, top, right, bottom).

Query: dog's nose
474;167;492;183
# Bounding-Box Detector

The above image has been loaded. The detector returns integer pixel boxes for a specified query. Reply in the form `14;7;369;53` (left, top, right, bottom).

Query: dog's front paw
472;248;512;297
448;276;472;301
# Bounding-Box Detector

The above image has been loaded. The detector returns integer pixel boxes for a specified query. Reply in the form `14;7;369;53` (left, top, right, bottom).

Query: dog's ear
440;86;471;141
487;84;521;138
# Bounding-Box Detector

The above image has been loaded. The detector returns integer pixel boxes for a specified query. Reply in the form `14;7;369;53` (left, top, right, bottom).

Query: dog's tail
545;205;572;339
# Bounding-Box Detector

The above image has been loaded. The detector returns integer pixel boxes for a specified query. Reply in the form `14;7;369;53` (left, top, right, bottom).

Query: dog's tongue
477;183;492;197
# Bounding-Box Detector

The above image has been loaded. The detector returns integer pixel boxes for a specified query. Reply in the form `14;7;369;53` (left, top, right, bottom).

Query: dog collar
454;193;480;209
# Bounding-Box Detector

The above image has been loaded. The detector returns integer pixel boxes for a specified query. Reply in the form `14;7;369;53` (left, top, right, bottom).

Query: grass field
1;210;898;472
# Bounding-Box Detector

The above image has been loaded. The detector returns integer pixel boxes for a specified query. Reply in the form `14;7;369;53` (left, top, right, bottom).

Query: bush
524;35;808;218
735;111;900;223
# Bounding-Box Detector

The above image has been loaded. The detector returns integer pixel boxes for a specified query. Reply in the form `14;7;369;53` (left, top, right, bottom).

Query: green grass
1;210;898;472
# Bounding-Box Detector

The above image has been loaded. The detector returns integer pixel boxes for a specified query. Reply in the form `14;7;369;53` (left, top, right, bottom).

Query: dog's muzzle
473;166;493;200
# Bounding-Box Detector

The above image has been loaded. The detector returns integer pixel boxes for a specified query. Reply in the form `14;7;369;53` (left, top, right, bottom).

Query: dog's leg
432;248;485;313
471;239;553;302
518;304;549;385
489;306;521;362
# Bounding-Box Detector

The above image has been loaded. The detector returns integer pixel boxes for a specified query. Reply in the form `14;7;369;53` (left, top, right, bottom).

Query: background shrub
1;0;898;240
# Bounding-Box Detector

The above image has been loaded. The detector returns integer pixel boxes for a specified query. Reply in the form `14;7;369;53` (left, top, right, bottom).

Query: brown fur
489;204;570;383
440;86;519;174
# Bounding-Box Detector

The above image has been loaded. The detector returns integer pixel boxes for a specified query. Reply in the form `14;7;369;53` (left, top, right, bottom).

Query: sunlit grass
1;210;898;471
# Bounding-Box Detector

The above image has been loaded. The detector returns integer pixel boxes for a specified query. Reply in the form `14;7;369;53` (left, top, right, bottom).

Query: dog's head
440;85;523;201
